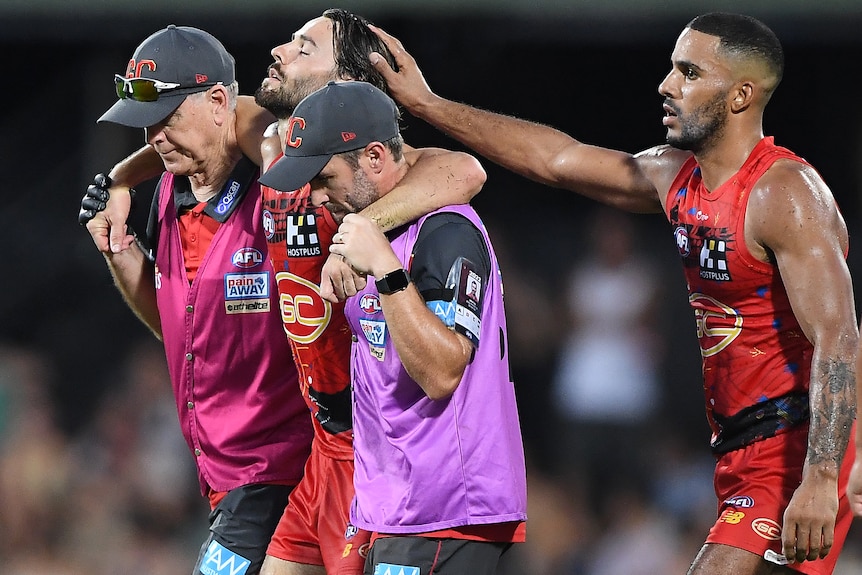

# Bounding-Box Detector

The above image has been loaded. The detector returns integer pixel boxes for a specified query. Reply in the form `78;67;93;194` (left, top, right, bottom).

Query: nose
270;42;296;65
144;124;164;145
309;186;328;207
657;69;676;98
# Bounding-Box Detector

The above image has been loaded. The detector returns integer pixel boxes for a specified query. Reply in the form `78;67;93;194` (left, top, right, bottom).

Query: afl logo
751;518;782;541
359;294;382;315
232;247;264;268
262;209;275;240
724;495;754;508
674;226;691;257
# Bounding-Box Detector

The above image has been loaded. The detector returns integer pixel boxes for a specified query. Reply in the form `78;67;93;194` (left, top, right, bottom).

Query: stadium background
2;2;862;573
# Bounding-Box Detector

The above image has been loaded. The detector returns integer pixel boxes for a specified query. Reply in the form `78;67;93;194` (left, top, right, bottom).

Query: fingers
79;179;111;226
319;275;339;304
782;524;833;564
369;24;401;53
369;25;404;77
94;172;113;189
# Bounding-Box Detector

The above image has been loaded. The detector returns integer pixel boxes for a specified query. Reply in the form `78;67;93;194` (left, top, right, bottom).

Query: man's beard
666;91;727;154
254;68;339;120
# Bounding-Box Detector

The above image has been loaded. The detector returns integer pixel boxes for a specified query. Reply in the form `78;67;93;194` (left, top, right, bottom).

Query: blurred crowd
2;206;861;574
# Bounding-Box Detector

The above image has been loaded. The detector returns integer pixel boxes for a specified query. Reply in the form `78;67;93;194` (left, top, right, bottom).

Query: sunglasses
114;74;182;102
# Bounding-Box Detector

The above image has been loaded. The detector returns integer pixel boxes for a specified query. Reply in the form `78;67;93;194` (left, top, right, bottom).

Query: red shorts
707;423;855;575
267;443;370;575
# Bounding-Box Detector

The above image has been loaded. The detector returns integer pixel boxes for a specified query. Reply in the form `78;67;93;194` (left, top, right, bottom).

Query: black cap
98;25;236;128
259;81;400;192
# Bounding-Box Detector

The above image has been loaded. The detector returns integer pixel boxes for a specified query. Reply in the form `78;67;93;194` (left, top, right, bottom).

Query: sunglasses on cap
114;74;182;102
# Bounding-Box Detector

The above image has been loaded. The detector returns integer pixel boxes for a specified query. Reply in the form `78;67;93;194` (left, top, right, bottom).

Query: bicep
750;168;855;343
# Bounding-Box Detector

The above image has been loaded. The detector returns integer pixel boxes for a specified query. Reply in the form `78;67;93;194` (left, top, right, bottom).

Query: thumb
369;51;392;75
106;189;133;253
110;224;129;254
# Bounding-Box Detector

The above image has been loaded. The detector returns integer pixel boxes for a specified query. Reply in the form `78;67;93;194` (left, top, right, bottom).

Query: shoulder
634;144;693;197
750;158;833;214
746;158;846;252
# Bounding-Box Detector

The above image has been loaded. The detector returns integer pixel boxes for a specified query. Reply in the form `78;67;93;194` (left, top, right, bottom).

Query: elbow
460;155;487;202
413;362;466;400
423;375;462;401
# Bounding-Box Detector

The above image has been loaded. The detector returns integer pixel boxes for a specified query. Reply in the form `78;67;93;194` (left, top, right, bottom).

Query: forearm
104;246;162;340
381;285;471;400
805;349;856;479
108;146;164;188
235;95;275;167
408;93;577;188
358;147;486;232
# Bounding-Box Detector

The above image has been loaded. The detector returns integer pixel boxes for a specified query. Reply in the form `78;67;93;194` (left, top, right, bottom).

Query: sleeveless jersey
346;205;527;533
153;162;311;494
665;137;818;453
260;179;354;460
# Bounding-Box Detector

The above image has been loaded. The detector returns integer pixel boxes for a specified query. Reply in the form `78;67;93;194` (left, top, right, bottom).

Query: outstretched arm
749;162;857;564
320;146;486;302
369;24;665;214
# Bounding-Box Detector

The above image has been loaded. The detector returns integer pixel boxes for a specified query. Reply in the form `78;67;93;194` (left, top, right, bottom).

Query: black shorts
192;483;293;575
364;536;511;575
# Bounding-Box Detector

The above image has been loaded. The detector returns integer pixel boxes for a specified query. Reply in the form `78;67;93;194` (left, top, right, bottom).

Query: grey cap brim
258;154;332;192
97;92;188;128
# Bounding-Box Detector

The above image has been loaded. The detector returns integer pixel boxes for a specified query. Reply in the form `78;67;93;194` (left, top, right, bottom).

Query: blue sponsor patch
215;180;242;215
224;272;270;300
427;299;455;327
200;540;251;575
373;563;420;575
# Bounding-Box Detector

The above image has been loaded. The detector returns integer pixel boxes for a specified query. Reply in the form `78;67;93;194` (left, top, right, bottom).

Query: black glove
78;173;112;226
78;173;137;227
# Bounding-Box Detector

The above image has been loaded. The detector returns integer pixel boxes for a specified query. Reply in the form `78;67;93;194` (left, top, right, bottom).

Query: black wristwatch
375;268;411;295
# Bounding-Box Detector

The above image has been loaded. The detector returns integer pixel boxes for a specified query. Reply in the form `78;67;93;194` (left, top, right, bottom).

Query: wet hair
687;12;784;89
323;8;399;93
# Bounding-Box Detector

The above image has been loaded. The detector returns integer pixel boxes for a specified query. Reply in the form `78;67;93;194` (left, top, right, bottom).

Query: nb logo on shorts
718;509;746;525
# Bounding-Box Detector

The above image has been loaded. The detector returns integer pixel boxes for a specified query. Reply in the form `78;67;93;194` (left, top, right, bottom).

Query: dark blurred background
2;2;862;573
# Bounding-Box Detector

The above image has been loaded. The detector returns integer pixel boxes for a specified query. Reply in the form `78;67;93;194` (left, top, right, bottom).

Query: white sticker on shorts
373;564;420;575
200;540;251;575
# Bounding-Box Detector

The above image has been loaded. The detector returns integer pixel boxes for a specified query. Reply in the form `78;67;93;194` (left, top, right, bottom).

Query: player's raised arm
369;24;665;214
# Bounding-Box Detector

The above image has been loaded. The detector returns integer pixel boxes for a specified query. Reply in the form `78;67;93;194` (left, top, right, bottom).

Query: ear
209;85;231;126
363;142;388;174
730;81;754;113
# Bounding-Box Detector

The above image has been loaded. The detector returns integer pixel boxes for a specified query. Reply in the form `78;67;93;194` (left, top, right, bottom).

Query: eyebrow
293;33;318;48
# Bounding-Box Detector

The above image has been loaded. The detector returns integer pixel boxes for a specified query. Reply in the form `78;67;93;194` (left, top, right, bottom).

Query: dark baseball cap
259;81;400;192
98;25;236;128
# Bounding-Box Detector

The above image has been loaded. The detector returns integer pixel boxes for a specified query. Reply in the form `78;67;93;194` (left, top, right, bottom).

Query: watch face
376;269;410;294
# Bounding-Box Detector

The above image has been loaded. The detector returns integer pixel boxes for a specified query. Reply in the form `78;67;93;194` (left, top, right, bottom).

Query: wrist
375;268;411;295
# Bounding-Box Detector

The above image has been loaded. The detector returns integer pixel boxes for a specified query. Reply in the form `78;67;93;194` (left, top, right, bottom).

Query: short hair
687;12;784;88
323;8;399;93
188;80;239;111
339;135;405;170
